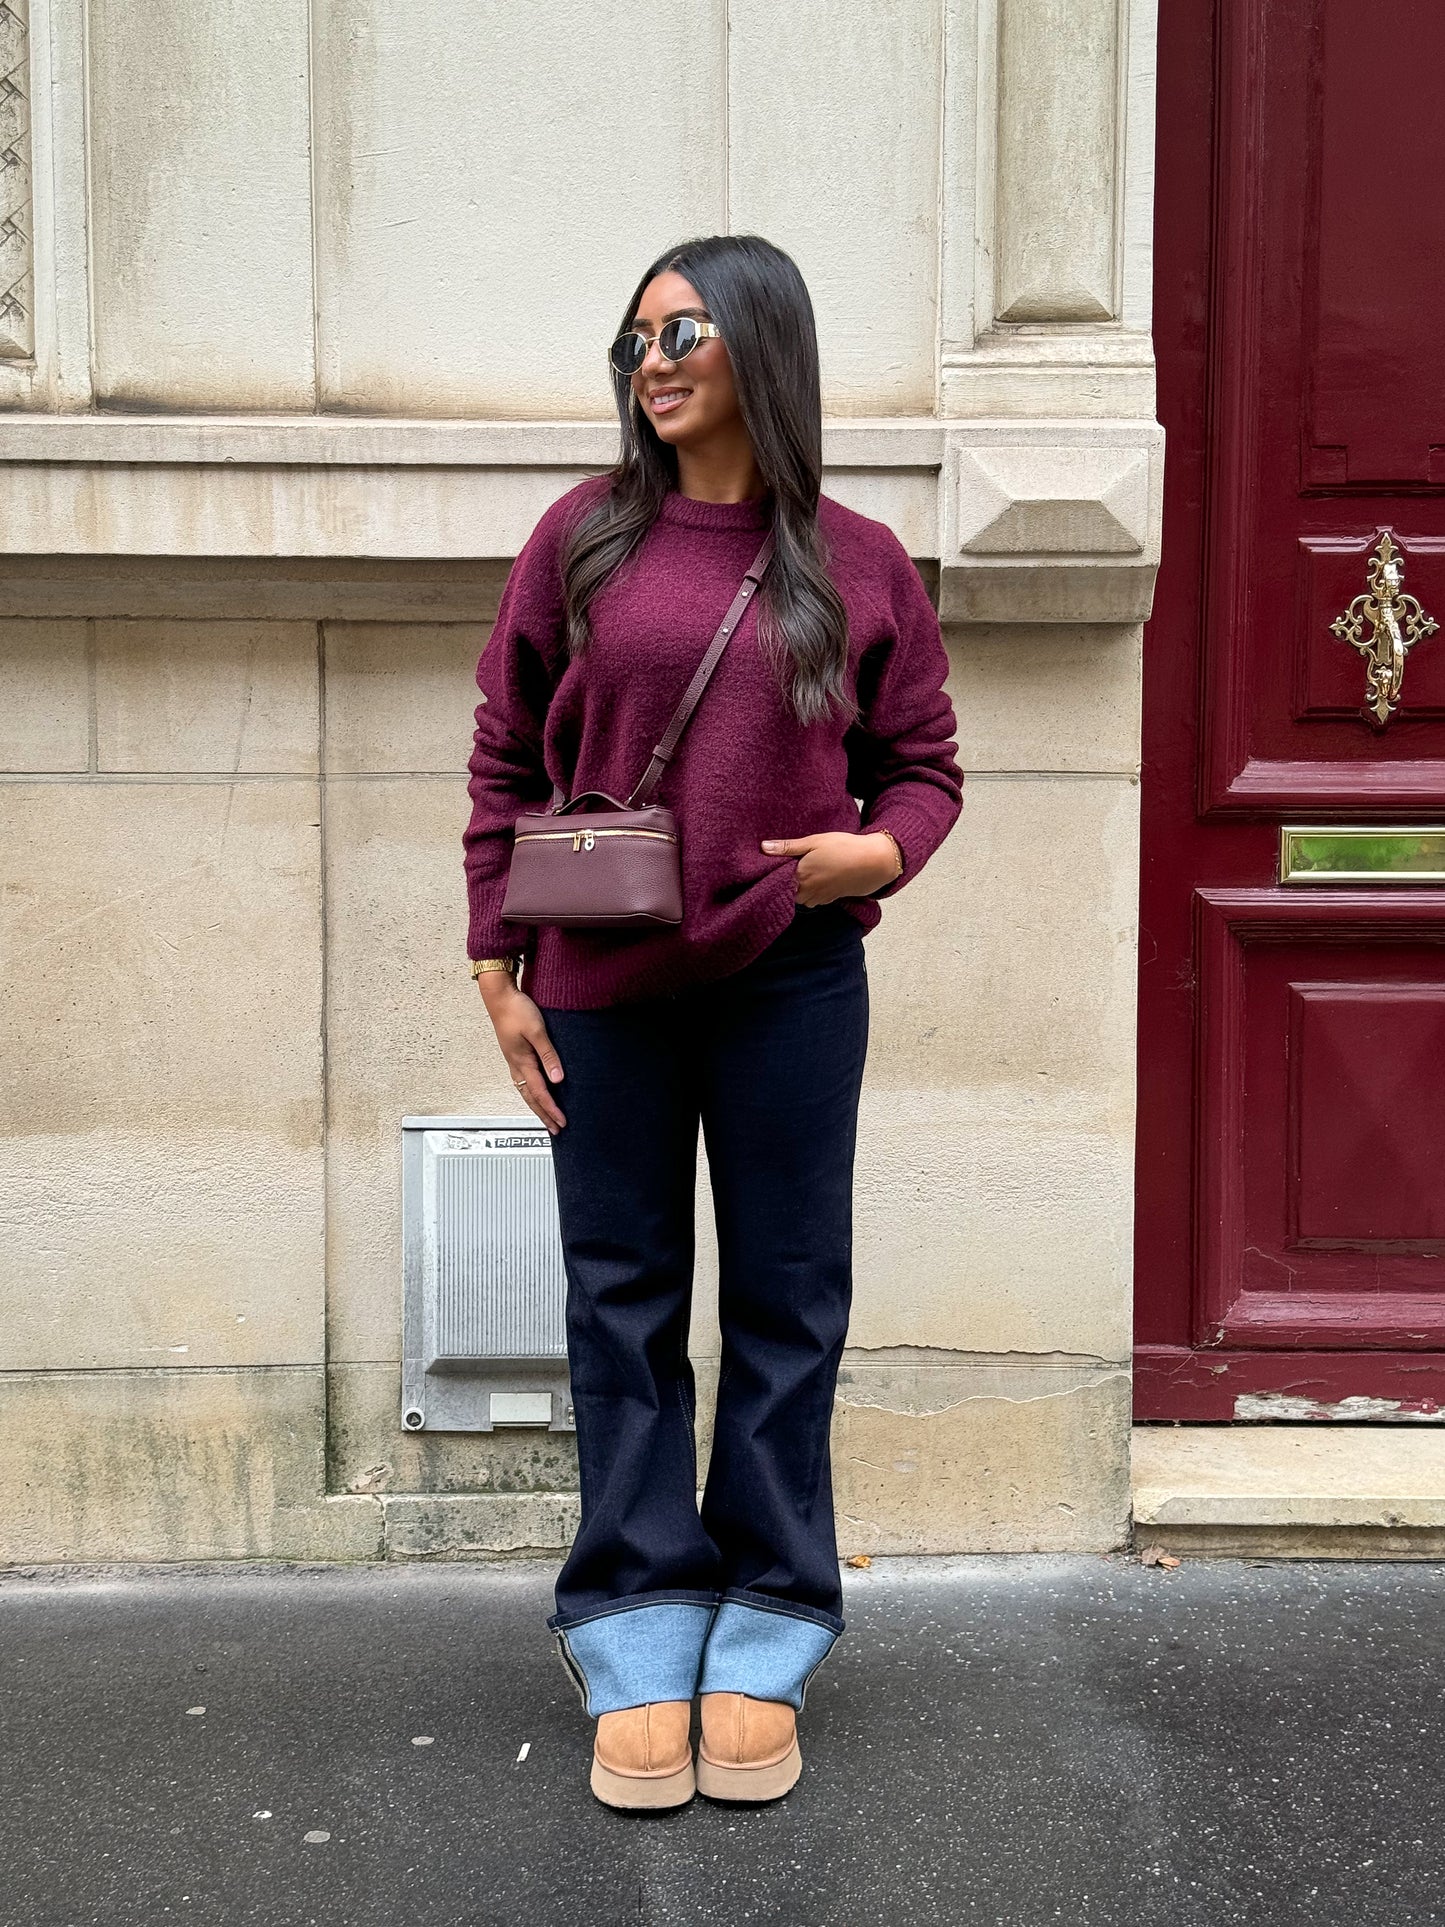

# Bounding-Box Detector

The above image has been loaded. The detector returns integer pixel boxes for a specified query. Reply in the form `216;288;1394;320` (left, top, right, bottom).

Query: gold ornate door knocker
1329;532;1439;727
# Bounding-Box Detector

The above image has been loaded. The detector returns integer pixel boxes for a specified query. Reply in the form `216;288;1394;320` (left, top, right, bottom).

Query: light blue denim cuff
555;1602;714;1716
696;1600;839;1710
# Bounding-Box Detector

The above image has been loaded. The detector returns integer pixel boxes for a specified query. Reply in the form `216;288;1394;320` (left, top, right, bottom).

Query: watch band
470;956;520;979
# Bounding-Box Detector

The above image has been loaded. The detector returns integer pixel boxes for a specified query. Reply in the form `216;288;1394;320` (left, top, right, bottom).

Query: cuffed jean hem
549;1598;716;1717
696;1595;842;1712
548;1590;844;1717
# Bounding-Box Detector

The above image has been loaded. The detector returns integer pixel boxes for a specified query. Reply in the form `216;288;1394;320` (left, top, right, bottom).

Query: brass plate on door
1280;826;1445;884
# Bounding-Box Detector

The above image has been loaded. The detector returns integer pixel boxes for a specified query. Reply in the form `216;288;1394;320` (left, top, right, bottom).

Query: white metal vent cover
401;1116;573;1433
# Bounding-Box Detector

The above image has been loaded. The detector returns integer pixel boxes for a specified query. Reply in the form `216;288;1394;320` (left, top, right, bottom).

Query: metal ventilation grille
431;1137;567;1361
401;1117;573;1433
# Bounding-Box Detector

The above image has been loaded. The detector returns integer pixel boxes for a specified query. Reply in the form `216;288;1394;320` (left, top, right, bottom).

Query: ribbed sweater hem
519;875;880;1012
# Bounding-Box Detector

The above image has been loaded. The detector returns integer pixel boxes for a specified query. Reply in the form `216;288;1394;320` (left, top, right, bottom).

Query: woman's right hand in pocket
478;976;566;1134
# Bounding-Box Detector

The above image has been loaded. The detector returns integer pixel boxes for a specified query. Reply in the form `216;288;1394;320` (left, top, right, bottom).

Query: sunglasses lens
609;332;647;375
659;317;701;361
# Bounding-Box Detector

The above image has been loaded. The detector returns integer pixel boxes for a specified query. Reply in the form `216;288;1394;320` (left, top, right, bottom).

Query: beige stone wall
0;0;1157;1562
0;562;1134;1562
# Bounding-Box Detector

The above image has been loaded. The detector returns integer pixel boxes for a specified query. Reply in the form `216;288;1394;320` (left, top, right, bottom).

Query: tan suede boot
695;1691;802;1802
590;1700;695;1810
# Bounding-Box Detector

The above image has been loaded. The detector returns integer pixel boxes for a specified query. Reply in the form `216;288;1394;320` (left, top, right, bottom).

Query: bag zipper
514;827;678;851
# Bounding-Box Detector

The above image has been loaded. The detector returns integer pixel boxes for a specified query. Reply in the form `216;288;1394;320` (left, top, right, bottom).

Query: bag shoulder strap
625;531;776;808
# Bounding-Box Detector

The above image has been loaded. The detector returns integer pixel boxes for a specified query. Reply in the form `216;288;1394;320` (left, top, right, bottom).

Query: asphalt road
2;1554;1440;1927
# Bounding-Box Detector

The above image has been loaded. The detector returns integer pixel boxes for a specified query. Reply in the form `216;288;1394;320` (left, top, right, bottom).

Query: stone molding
939;419;1163;621
0;413;1163;623
941;0;1158;422
992;0;1123;325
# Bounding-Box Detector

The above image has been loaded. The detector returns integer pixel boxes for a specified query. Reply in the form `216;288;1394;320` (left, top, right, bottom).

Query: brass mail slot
1280;826;1445;884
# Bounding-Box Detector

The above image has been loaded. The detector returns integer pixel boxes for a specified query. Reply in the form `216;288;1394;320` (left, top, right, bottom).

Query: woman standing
462;234;961;1809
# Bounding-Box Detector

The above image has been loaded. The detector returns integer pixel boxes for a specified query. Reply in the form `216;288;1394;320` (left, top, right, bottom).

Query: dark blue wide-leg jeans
540;904;869;1716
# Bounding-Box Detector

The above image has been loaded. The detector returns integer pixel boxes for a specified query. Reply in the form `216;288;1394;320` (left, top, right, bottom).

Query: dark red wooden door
1135;0;1445;1420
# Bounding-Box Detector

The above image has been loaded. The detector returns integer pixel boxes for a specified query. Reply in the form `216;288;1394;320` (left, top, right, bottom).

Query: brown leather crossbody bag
500;531;776;929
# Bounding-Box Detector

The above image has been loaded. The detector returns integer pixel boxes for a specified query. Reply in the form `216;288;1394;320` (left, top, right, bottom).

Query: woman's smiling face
629;270;744;452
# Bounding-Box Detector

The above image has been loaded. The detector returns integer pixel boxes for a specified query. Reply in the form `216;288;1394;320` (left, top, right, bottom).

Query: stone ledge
0;415;947;469
379;1493;580;1558
1132;1424;1445;1540
1136;1523;1445;1561
0;412;1163;623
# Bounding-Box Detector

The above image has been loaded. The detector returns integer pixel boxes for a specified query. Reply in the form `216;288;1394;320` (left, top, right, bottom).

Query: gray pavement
1;1553;1440;1927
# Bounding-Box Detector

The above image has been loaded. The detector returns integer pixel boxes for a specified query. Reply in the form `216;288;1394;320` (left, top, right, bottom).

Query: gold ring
512;1077;528;1090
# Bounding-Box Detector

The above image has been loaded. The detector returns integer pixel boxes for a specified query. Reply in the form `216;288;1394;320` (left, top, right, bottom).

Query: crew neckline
657;487;774;531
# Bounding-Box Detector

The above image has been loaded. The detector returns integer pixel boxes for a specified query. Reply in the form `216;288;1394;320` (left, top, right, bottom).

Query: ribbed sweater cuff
466;893;530;962
862;799;955;898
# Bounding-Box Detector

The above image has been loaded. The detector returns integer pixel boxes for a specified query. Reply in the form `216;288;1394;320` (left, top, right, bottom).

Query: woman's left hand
760;831;901;906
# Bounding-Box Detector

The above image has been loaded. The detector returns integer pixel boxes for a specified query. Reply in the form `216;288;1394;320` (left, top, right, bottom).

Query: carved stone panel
0;0;31;358
994;0;1121;324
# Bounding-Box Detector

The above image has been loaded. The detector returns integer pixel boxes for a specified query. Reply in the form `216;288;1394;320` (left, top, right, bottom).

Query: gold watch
469;955;520;980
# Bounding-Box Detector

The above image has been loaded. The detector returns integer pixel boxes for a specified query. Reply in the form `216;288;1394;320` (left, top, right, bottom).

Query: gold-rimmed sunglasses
609;316;722;376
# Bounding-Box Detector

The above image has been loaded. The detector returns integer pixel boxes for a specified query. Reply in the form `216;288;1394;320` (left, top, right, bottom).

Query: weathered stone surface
87;0;315;407
95;619;319;773
328;1363;578;1496
833;1370;1131;1554
0;619;89;771
0;1130;325;1371
0;426;1162;623
944;623;1142;775
729;0;941;415
323;621;492;775
955;447;1150;556
995;0;1120;323
1133;1424;1445;1529
0;1367;380;1563
939;427;1165;623
0;778;322;1136
853;775;1138;1359
322;775;521;1363
381;1493;581;1559
0;556;513;626
0;780;324;1369
1141;1524;1445;1561
312;0;723;417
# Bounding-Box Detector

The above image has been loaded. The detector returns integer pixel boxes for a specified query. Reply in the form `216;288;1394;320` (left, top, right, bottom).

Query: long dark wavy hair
560;233;851;727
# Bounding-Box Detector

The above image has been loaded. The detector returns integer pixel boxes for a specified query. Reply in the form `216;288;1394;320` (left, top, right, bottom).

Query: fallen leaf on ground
845;1554;873;1569
1140;1545;1183;1570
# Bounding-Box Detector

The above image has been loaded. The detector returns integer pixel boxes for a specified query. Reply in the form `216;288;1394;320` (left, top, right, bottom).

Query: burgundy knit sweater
463;477;962;1009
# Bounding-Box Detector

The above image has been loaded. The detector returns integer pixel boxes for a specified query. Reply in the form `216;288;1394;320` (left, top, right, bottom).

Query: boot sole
590;1753;696;1811
695;1736;803;1804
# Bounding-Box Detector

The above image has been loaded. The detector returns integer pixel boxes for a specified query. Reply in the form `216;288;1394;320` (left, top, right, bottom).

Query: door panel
1292;991;1445;1248
1135;0;1445;1420
1196;891;1445;1348
1307;1;1445;486
1200;0;1445;814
